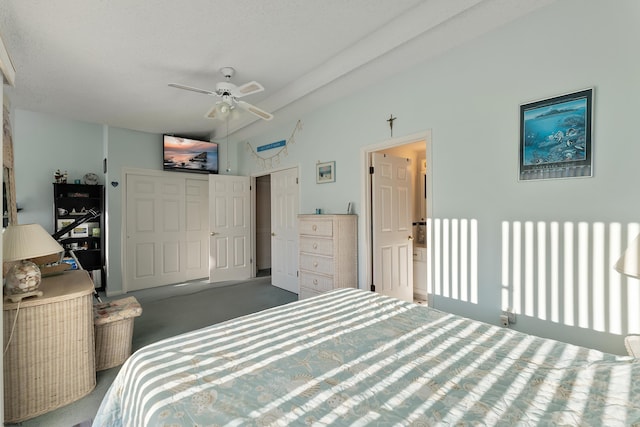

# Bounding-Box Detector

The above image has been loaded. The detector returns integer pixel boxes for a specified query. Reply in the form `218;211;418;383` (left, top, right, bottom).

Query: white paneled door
271;168;299;294
125;172;209;292
184;179;210;280
372;152;414;302
209;175;251;282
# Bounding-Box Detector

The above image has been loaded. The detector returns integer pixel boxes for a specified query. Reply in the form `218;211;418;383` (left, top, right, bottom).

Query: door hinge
370;284;375;292
296;177;299;184
369;166;374;174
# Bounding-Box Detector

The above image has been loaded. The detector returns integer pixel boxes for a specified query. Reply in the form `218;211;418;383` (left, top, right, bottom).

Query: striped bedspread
93;288;640;426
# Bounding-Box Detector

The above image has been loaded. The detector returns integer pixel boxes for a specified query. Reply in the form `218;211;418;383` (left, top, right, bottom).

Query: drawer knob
312;225;318;231
312;243;318;249
313;279;318;285
313;261;318;268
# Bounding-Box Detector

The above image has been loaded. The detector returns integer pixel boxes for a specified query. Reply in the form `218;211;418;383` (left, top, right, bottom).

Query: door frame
250;164;300;279
360;130;433;295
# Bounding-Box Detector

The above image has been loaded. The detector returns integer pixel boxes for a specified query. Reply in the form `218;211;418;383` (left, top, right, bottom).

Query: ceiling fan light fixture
205;101;234;120
218;103;231;115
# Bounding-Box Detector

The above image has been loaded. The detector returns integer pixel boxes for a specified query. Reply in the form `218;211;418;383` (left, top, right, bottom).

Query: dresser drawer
300;271;334;293
299;218;333;237
299;236;333;256
300;253;334;276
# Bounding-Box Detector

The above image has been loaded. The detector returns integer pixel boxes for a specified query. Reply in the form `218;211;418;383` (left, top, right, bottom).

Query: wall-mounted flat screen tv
163;135;218;174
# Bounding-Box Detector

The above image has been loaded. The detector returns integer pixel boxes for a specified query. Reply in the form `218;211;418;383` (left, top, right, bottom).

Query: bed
93;288;640;426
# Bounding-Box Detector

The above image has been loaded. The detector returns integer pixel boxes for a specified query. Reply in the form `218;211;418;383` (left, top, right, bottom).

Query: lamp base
4;260;42;296
4;290;43;303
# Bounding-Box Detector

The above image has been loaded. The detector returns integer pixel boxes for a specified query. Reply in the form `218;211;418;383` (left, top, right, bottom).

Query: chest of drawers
298;214;357;299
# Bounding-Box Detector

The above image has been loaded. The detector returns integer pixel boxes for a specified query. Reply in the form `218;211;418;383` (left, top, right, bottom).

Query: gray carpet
10;276;297;427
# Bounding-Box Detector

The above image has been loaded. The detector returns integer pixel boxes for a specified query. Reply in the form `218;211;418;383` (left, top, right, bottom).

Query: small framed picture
316;161;336;184
71;224;89;238
56;219;74;238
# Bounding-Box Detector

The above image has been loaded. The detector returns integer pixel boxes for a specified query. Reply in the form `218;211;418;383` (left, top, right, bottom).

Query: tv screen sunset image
163;136;218;173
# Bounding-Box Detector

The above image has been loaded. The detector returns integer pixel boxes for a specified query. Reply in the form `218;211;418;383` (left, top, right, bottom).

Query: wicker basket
3;271;96;423
93;296;142;371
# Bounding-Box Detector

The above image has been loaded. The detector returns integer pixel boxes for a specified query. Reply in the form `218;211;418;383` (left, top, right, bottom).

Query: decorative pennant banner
246;120;302;170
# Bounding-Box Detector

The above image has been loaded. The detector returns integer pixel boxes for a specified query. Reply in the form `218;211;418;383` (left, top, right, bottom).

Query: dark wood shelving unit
53;183;105;290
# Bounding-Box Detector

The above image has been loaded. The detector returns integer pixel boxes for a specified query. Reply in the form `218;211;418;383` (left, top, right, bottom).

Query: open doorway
252;167;300;293
362;131;432;303
255;174;272;277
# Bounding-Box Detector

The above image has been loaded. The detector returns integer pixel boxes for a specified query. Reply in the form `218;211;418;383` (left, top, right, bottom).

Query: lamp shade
3;223;64;262
615;233;640;279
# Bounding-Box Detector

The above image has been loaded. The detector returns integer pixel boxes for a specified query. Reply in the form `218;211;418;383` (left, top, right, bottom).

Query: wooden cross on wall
387;114;397;137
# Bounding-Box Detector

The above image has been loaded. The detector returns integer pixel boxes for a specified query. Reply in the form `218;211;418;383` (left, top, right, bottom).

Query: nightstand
3;270;96;423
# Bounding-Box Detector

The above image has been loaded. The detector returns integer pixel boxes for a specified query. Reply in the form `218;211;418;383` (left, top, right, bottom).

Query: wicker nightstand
3;269;96;423
94;296;142;371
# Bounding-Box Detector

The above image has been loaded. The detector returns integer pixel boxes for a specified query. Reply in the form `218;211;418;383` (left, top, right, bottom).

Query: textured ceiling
0;0;554;140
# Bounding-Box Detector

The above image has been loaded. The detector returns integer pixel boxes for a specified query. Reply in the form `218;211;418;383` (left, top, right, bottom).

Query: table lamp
3;223;64;302
615;233;640;279
615;233;640;356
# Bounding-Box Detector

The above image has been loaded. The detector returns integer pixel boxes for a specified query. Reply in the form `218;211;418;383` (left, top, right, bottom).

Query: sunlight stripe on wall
609;223;622;335
592;222;606;332
501;220;638;334
428;218;478;304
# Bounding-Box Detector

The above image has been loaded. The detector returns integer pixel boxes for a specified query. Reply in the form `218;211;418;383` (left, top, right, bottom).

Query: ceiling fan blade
237;100;273;121
205;105;219;120
235;81;264;97
168;83;216;96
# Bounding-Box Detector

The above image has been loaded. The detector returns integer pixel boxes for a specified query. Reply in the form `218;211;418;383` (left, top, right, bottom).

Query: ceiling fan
169;67;273;121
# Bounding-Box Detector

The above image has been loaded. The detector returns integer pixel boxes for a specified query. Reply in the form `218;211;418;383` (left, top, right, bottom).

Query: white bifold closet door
125;171;209;292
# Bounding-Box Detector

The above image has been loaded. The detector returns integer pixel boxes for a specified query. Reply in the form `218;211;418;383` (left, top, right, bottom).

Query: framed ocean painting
519;88;593;181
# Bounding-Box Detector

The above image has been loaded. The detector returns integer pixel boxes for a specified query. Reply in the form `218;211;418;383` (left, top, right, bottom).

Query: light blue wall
12;113;226;295
14;110;103;232
13;112;162;294
10;0;640;354
104;126;163;293
234;0;640;355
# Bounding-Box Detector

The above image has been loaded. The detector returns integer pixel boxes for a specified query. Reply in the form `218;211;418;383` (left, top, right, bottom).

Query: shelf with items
53;183;105;291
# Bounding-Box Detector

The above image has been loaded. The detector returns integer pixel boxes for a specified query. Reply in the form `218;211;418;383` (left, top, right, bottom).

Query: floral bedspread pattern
93;288;640;426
